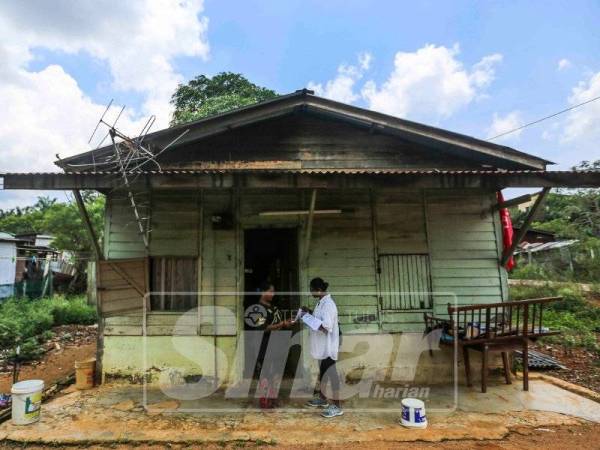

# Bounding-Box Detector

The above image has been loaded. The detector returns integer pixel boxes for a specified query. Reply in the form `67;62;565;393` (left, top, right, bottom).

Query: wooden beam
2;171;600;191
501;187;550;267
492;192;536;211
73;190;103;260
303;189;317;266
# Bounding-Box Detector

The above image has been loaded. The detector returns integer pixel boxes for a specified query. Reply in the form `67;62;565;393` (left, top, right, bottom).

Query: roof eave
56;90;551;171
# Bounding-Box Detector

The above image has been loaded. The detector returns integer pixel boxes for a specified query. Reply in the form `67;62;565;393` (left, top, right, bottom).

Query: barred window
378;254;433;310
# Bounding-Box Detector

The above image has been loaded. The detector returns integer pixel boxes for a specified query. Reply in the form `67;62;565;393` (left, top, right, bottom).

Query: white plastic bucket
11;380;44;425
400;397;427;428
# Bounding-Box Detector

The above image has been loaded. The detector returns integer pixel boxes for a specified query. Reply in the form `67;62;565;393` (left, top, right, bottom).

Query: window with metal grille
378;254;433;310
150;257;198;311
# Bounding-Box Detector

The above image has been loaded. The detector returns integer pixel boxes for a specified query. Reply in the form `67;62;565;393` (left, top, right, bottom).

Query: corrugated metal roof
0;232;19;242
516;239;579;254
2;169;597;176
515;350;566;370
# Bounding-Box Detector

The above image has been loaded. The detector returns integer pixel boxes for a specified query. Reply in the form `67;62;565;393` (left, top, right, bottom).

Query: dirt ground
0;423;598;449
532;341;600;393
0;323;598;449
0;325;96;393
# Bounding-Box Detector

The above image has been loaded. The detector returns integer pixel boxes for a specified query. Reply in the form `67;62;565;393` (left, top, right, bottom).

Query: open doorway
243;228;300;378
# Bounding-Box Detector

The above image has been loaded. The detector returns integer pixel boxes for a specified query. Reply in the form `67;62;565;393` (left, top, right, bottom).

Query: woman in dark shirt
254;282;293;408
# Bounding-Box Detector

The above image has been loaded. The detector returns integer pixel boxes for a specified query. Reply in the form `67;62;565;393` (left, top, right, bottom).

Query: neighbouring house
0;232;77;298
0;232;19;299
512;226;580;268
13;233;58;294
512;227;556;245
15;232;55;249
1;90;599;387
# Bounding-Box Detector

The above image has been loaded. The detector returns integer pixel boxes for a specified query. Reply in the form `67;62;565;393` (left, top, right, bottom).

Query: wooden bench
424;297;562;393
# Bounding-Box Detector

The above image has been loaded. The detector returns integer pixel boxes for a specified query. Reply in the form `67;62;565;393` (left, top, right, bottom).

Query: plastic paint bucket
11;379;44;425
75;358;96;390
400;398;427;428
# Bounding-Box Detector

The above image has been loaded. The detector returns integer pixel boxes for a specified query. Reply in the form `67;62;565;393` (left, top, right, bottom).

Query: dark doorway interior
243;228;300;378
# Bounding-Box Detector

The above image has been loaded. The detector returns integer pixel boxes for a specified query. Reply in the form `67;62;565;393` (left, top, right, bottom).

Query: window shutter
97;258;149;316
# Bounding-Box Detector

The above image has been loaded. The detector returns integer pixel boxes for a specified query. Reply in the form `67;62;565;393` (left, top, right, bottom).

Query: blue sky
1;0;599;208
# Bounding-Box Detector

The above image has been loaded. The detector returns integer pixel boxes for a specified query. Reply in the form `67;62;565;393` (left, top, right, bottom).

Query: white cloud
0;65;148;172
486;111;523;141
308;52;372;104
0;1;209;122
361;44;502;121
557;58;572;71
0;1;210;208
561;71;600;144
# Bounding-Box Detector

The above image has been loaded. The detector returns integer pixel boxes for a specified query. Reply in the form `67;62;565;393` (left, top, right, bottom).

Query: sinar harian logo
244;304;267;328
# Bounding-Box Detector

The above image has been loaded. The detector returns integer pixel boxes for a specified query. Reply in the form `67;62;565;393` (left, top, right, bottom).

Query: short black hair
258;281;274;292
309;277;329;292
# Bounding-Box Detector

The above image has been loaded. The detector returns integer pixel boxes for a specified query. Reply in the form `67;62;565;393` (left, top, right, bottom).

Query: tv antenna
72;100;190;250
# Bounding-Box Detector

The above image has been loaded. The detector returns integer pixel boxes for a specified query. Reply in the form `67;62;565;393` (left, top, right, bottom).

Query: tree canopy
0;192;105;256
170;72;278;125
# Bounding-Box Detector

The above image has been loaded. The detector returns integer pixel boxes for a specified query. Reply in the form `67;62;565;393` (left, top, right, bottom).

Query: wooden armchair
424;297;562;393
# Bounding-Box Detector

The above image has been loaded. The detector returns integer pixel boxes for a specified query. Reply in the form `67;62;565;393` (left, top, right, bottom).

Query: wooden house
2;90;599;385
0;232;19;299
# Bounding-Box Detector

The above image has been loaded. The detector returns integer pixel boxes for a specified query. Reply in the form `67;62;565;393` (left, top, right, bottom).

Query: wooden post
73;190;103;261
369;189;384;331
501;187;550;267
303;189;317;267
73;189;104;385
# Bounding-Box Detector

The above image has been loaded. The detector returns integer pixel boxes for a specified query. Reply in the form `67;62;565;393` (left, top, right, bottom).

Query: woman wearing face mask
304;277;343;418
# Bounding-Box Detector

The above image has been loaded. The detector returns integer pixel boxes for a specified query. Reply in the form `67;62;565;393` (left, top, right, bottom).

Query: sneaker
321;404;344;418
305;397;329;408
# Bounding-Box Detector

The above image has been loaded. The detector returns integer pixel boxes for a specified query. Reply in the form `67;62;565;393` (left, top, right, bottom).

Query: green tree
41;192;105;255
170;72;278;125
0;192;105;255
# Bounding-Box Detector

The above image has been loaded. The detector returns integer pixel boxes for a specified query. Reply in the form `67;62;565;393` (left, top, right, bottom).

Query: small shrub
510;284;600;354
0;295;97;353
47;296;97;326
510;263;548;280
509;283;558;301
15;337;45;362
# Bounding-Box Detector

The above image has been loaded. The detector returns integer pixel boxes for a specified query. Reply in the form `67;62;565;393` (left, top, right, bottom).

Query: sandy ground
0;342;96;393
0;423;598;449
0;323;598;448
0;324;97;393
1;378;598;447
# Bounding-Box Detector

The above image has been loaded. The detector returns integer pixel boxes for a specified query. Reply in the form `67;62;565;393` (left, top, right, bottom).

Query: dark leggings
317;357;340;397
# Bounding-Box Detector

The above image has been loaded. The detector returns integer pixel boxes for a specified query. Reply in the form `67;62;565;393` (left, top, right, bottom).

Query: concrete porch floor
0;379;599;446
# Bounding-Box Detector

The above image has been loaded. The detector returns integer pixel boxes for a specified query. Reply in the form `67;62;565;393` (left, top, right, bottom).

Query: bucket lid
401;397;425;408
11;379;44;394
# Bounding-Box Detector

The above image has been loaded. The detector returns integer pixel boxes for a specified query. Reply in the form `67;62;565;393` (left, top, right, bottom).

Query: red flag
497;191;516;270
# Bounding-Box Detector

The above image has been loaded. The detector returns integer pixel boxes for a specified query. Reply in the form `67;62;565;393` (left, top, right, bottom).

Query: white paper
293;308;305;322
301;313;322;331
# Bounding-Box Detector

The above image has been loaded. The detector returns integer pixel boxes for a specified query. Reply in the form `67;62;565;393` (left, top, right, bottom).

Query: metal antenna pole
109;129;149;249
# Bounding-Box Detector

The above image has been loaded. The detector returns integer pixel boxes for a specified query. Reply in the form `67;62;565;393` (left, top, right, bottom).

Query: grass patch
0;295;96;360
510;283;600;355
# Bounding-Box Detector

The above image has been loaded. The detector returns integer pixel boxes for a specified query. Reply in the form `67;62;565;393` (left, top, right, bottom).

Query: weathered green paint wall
103;335;237;382
104;188;505;334
101;188;507;379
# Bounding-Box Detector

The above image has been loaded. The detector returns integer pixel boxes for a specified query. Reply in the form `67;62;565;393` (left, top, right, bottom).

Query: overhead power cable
488;94;600;140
